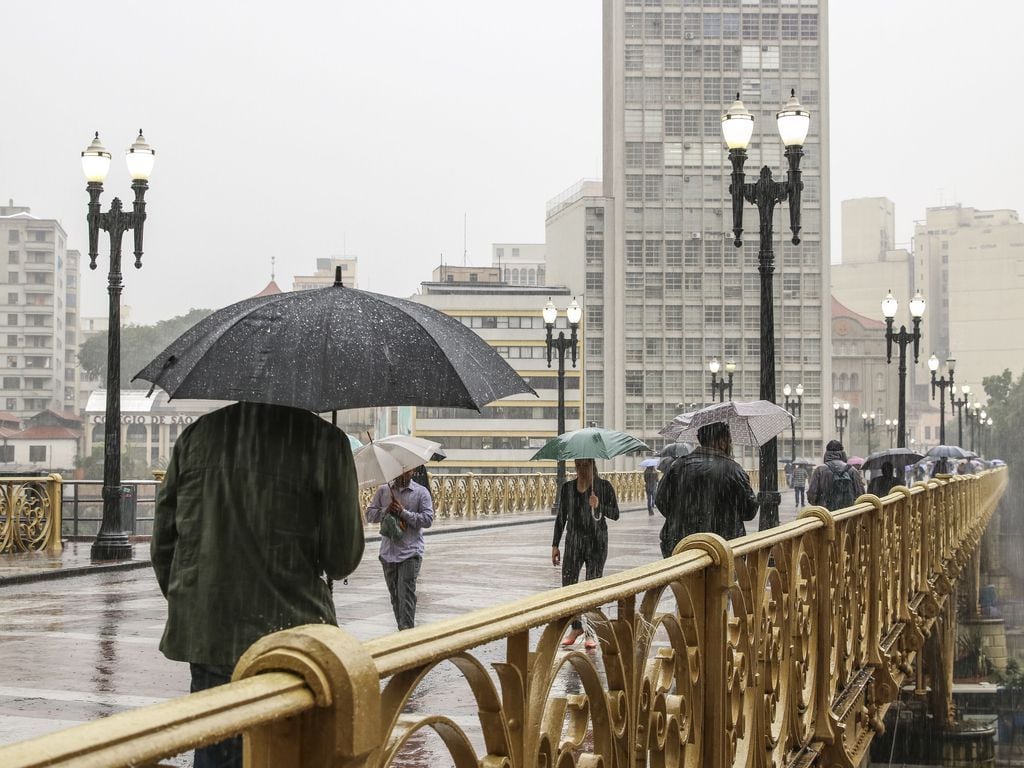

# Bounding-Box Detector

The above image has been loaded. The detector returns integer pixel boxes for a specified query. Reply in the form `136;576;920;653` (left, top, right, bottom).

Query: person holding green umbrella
551;458;621;649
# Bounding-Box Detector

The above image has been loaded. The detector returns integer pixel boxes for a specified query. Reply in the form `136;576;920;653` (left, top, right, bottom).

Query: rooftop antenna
271;256;276;281
463;213;468;266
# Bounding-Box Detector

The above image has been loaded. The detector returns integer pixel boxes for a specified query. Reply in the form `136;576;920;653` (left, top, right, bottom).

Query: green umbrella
530;427;649;461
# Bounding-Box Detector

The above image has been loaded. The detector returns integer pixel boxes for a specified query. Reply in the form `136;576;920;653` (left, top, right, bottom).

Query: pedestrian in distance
152;402;364;768
644;465;659;515
551;458;620;649
656;422;759;557
807;440;865;512
791;462;808;508
867;461;899;497
366;468;434;630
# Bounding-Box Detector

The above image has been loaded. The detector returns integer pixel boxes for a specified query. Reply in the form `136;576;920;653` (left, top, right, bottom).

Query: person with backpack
807;440;865;512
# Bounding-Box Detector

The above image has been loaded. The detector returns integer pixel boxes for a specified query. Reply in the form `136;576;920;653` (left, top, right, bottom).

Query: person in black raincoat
656;422;759;557
867;461;899;497
551;458;620;648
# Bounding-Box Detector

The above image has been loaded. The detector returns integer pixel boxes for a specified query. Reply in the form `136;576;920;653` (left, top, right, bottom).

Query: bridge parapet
0;468;1006;768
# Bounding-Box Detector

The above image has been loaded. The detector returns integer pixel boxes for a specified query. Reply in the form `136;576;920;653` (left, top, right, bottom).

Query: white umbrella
659;400;794;447
354;435;443;488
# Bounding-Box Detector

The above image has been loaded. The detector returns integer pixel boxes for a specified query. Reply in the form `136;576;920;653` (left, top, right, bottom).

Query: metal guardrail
0;474;62;554
59;480;162;539
0;468;1006;767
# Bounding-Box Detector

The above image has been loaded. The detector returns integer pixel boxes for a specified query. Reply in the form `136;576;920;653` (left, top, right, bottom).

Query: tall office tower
0;202;78;418
592;0;832;462
914;204;1024;391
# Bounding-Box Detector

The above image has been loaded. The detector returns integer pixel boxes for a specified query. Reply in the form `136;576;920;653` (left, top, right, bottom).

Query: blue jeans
190;663;242;768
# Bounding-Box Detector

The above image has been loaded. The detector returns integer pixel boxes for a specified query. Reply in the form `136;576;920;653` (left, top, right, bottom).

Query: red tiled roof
254;280;283;297
831;296;886;330
0;411;21;424
10;426;81;440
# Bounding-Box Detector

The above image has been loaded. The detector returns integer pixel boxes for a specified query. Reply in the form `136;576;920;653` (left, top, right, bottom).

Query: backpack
823;464;856;511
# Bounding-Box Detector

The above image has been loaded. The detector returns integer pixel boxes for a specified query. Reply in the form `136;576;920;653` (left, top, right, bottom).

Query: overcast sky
1;1;1021;324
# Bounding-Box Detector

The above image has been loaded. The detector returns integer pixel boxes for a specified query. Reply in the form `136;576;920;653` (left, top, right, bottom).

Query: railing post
466;473;475;519
46;474;63;553
234;624;382;768
679;533;734;767
798;505;839;747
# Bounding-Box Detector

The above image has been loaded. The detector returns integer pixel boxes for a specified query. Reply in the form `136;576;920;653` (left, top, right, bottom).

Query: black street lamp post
782;383;803;463
928;355;955;445
861;411;876;455
885;418;897;449
543;297;581;514
722;90;810;531
966;403;987;454
833;402;849;445
881;290;926;449
708;358;736;403
951;384;970;448
81;131;155;562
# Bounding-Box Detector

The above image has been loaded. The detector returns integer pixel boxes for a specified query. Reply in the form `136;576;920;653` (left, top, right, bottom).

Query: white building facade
411;278;582;472
0;202;80;418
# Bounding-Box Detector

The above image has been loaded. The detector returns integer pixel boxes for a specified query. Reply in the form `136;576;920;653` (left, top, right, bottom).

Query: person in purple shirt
365;469;434;630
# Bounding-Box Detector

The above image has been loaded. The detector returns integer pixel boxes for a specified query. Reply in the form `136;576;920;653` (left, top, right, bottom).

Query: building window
0;444;12;462
585;272;603;292
29;445;46;462
626;337;644;363
666;306;683;330
7;314;16;326
625;371;644;396
704;306;722;326
586;305;603;330
7;231;18;244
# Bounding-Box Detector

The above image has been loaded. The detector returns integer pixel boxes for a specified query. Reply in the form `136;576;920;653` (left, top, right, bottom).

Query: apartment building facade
0;201;80;418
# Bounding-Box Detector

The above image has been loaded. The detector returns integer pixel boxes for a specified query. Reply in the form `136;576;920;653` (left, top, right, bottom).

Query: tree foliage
74;446;149;480
77;309;213;389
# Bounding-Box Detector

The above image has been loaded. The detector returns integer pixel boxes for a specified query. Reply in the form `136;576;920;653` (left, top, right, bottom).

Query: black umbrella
861;448;925;473
134;270;535;411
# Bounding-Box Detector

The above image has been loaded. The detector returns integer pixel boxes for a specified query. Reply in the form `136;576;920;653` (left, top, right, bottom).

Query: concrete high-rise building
492;244;546;286
0;201;80;418
841;197;895;265
549;2;832;463
914;205;1024;392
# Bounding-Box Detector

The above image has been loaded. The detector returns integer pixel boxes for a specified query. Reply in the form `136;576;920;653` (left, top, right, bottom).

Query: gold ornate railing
0;474;62;554
0;469;1005;768
357;470;646;519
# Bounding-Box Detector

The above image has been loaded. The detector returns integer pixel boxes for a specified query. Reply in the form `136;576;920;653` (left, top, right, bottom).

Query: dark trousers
646;489;656;513
562;539;607;630
190;663;242;768
381;555;422;630
794;486;806;507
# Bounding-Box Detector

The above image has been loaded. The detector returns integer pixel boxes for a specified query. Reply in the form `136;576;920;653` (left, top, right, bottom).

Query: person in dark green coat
152;401;363;768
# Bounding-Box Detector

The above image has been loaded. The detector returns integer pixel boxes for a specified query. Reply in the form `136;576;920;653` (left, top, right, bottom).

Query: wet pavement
0;495;799;763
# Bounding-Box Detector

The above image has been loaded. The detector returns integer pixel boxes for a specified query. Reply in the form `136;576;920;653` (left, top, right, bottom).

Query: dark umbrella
792;457;815;467
134;269;535;411
861;448;925;473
